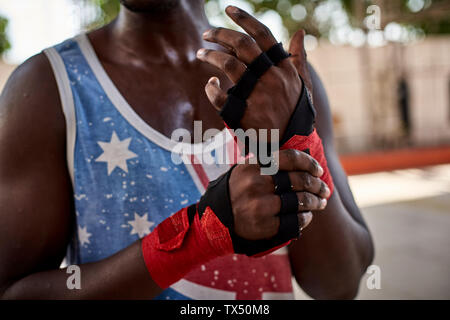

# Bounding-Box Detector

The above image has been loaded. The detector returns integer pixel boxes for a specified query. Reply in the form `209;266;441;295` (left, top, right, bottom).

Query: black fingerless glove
196;165;300;257
219;42;316;145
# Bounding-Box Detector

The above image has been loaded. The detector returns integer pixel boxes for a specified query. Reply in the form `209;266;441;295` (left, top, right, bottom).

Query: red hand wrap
141;206;234;289
281;129;334;198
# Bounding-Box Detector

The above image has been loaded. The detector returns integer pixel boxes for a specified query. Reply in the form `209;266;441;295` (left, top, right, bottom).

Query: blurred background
0;0;449;299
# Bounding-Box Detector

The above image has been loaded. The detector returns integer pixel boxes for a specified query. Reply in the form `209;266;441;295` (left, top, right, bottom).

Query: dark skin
0;1;373;299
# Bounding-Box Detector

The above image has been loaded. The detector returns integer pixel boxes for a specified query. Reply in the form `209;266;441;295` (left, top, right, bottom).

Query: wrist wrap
280;80;334;198
141;205;234;289
142;166;300;288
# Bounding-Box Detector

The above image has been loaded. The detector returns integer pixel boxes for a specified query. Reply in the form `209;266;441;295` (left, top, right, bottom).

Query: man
0;0;373;299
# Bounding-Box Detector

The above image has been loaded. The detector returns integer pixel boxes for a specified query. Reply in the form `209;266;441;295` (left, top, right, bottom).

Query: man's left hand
197;5;310;138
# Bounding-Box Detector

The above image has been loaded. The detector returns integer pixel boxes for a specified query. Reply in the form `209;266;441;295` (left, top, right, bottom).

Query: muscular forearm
289;189;373;299
1;241;161;299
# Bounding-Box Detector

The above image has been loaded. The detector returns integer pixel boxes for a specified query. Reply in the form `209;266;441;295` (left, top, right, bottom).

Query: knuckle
251;199;264;215
261;174;274;191
200;49;210;57
223;57;238;71
286;148;300;163
255;26;271;40
310;157;319;173
244;176;256;190
303;172;312;189
248;172;262;186
303;193;312;207
236;34;253;49
248;197;266;216
211;27;222;38
212;94;225;107
319;181;326;196
234;10;248;20
249;214;265;234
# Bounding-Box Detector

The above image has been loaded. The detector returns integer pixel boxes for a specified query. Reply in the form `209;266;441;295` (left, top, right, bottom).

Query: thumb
288;29;313;97
205;77;227;111
288;29;306;73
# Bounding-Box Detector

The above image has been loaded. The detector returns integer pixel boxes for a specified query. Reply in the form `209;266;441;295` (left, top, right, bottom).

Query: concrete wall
308;36;450;153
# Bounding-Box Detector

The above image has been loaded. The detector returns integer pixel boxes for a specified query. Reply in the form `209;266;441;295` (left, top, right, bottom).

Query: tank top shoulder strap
43;39;80;184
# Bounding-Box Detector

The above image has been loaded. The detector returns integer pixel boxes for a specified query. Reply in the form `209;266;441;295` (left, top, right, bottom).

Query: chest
100;59;227;139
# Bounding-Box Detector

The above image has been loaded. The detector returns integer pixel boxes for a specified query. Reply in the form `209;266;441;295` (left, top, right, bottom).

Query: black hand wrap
218;41;317;145
197;166;300;257
272;170;292;194
210;43;320;255
272;170;299;218
265;42;291;65
280;80;316;145
220;52;273;130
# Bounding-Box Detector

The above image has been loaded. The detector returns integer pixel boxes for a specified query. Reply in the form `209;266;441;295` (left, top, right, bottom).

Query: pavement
292;164;450;300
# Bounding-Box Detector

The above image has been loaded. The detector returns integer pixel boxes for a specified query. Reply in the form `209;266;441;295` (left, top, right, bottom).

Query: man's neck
108;1;210;65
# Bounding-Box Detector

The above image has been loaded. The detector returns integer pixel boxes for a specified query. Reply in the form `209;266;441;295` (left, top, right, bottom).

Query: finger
247;194;282;239
297;192;327;211
225;6;278;51
203;27;262;64
275;149;324;177
205;77;227;111
289;171;331;198
271;191;324;215
297;211;313;231
197;48;247;83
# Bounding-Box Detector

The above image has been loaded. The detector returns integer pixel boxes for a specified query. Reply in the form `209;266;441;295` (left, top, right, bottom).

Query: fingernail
324;185;330;198
209;77;220;86
317;164;324;177
202;29;212;38
320;198;327;209
196;48;207;58
227;5;240;13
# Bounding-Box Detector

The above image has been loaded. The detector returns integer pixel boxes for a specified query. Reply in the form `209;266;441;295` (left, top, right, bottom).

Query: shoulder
0;51;65;135
0;51;66;170
1;51;61;116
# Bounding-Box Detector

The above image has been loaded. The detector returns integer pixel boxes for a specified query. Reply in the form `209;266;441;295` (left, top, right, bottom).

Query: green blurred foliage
223;0;326;37
0;15;11;56
83;0;121;29
79;0;450;38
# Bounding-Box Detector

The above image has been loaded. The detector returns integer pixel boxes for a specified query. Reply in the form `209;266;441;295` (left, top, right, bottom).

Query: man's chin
120;0;180;13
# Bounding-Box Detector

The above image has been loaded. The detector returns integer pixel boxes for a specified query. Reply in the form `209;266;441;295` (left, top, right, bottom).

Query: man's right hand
229;149;330;241
142;148;330;289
